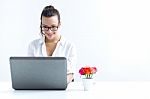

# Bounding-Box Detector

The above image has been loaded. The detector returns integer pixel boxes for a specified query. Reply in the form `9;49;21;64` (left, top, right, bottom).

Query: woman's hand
67;73;74;84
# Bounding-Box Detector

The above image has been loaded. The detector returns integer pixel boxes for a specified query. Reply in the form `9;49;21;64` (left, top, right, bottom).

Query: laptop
9;57;67;90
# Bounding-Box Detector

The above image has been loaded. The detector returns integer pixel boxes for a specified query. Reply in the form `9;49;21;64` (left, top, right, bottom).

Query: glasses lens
42;26;49;31
51;26;58;31
41;26;58;31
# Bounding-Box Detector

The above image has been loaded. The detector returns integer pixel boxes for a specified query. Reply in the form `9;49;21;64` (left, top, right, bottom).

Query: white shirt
27;36;77;74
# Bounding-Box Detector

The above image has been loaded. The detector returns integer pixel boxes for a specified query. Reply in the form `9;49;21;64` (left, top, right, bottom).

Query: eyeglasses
41;25;58;32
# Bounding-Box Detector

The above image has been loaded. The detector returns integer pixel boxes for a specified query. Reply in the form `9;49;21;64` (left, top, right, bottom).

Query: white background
0;0;150;81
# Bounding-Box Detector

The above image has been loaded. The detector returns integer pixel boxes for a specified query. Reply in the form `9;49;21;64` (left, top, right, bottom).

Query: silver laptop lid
9;57;67;90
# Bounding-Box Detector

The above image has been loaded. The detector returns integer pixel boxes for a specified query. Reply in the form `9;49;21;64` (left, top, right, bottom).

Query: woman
28;5;77;83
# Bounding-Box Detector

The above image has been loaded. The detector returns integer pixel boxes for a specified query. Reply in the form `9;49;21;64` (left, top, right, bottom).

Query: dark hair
40;5;60;35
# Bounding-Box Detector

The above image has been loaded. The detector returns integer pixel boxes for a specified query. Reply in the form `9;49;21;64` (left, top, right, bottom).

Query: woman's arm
67;43;77;83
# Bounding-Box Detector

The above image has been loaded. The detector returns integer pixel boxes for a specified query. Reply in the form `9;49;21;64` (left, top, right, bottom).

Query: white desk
0;81;150;99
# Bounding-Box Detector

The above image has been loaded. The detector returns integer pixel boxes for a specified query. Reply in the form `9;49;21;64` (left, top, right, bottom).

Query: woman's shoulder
61;36;76;48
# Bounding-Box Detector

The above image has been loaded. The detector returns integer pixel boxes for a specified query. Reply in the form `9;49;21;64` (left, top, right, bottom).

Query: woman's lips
46;33;53;38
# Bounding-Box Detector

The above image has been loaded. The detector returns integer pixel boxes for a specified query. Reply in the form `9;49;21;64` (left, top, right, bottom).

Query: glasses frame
41;25;59;32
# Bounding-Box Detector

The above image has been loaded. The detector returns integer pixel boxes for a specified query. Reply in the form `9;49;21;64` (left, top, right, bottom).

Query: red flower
79;66;97;79
91;67;97;74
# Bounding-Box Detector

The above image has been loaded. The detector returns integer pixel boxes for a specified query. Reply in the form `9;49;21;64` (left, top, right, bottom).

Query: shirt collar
59;36;65;46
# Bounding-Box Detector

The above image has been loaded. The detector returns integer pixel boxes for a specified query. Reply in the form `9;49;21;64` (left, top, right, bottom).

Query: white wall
0;0;150;81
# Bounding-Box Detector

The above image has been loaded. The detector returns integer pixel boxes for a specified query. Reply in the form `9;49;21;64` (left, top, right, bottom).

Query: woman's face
41;16;60;40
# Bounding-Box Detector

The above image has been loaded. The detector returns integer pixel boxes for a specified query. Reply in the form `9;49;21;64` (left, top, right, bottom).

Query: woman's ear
58;22;61;27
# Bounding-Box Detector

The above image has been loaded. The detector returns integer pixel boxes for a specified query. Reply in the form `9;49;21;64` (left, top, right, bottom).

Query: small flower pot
82;78;94;91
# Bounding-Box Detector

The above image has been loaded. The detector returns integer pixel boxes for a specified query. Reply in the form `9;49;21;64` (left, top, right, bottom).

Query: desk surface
0;81;150;99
